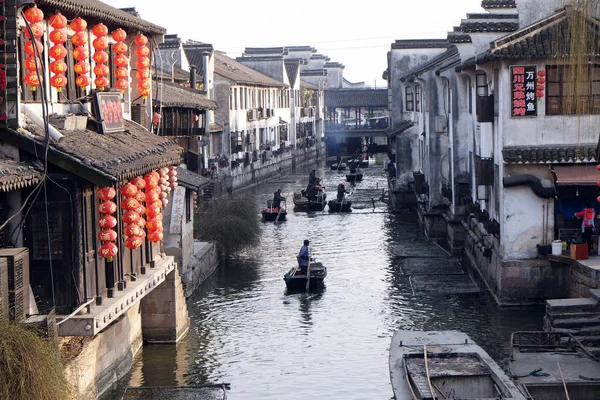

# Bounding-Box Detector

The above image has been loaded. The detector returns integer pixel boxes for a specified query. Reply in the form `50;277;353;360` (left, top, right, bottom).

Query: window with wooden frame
405;86;414;112
546;64;600;115
415;84;421;112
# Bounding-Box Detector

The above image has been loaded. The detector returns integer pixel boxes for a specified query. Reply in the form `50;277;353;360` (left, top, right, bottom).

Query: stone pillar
140;267;189;343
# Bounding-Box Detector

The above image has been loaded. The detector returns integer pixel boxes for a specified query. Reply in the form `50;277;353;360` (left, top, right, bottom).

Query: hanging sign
169;185;186;234
94;92;124;133
510;65;537;117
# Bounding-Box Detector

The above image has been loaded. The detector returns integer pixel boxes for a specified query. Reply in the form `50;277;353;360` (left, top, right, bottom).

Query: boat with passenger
261;200;287;221
283;261;327;290
346;171;363;182
389;330;526;400
293;181;326;211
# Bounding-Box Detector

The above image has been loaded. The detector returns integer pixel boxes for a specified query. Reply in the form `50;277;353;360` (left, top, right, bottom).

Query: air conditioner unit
0;258;8;322
0;248;30;322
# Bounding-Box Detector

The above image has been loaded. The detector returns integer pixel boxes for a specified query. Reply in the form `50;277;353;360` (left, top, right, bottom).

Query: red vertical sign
511;66;537;117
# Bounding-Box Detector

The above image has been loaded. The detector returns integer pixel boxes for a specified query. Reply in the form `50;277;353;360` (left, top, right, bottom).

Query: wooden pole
424;345;438;400
557;362;571;400
305;249;311;291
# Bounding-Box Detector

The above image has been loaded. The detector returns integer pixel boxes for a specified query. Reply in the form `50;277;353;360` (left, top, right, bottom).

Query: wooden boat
348;158;369;168
283;262;327;290
261;201;287;222
328;198;352;212
390;330;527;400
293;190;326;211
509;331;600;400
346;172;363;182
330;162;347;171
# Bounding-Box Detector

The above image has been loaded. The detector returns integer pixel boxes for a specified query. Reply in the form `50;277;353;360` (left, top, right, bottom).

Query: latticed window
405;86;414;112
546;65;600;115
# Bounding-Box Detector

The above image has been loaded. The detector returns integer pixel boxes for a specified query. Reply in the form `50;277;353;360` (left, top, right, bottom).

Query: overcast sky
103;0;484;87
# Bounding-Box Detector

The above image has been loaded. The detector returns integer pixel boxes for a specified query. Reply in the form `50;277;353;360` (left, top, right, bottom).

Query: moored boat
293;190;326;211
328;199;352;212
389;330;526;400
283;262;327;290
346;172;363;182
330;162;347;171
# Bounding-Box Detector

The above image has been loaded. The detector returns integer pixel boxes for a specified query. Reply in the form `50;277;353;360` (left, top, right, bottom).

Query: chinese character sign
169;185;186;234
511;66;537;117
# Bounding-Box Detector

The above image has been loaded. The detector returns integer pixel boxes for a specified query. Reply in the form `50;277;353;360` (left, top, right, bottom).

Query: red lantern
123;211;140;224
93;64;109;77
134;205;146;216
74;61;91;75
124;224;142;237
136;217;146;228
115;78;128;92
76;74;91;88
98;215;117;229
24;40;43;56
49;29;67;45
146;203;161;218
114;54;129;68
93;51;109;65
49;13;67;29
97;187;116;200
136;69;150;80
49;44;68;60
98;201;117;214
130;176;146;190
146;190;161;203
537;70;546;77
24;23;44;40
136;57;150;70
49;60;67;74
92;37;108;51
134;191;146;203
24;6;44;23
70;17;87;32
139;86;151;99
125;236;143;249
92;23;108;37
536;84;544;91
50;74;67;92
536;91;544;98
597;180;600;187
597;195;600;203
537;77;546;85
24;72;40;90
99;242;118;259
71;31;88;47
135;34;148;46
146;217;163;231
24;57;41;72
98;229;118;242
121;197;140;211
597;164;600;171
112;42;128;55
73;46;89;61
144;175;158;190
94;76;109;90
120;183;138;197
115;67;128;80
147;231;163;243
135;45;150;57
112;28;127;43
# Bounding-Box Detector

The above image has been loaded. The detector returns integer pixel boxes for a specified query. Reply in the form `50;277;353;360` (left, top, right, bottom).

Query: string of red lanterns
71;17;90;90
23;6;44;91
48;13;68;92
135;34;151;99
121;180;145;250
112;29;129;94
92;23;109;91
144;171;164;243
97;187;119;261
536;70;546;99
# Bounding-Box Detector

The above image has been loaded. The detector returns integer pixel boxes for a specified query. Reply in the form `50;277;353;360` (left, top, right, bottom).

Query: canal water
113;160;544;399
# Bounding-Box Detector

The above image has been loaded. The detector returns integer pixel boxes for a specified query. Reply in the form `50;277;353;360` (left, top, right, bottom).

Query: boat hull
262;209;287;221
293;192;326;211
330;163;347;171
284;263;327;290
328;200;352;212
346;173;363;182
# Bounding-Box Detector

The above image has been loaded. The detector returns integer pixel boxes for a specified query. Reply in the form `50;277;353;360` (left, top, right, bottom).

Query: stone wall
571;260;600;298
181;241;220;298
64;305;143;400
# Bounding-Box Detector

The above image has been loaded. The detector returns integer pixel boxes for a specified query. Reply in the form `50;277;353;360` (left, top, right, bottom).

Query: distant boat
293;190;326;211
389;330;527;400
328;198;352;212
330;162;347;171
261;200;287;222
509;331;600;400
283;261;327;290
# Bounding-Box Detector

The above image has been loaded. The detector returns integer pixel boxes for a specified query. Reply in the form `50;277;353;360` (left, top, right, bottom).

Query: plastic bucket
552;240;563;256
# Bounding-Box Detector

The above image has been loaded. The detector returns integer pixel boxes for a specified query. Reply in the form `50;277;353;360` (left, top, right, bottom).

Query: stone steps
546;298;598;313
552;317;600;329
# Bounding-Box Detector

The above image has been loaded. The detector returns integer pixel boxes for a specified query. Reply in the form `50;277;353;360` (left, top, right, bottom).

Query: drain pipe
22;104;63;142
503;175;555;199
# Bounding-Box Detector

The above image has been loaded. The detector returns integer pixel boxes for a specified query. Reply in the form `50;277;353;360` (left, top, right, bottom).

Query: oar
305;249;311;291
424;345;438;400
275;199;284;223
557;362;571;400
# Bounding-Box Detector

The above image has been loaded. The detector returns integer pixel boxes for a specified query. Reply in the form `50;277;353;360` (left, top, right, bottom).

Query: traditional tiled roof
243;47;286;56
0;159;42;192
35;0;165;34
460;21;519;33
448;33;472;44
5;120;183;185
324;62;344;69
153;82;217;110
401;46;460;81
159;34;183;49
212;52;287;88
324;89;387;108
176;167;211;191
183;41;214;75
152;66;202;85
391;39;449;50
502;144;599;164
481;0;516;8
300;80;319;90
301;69;327;77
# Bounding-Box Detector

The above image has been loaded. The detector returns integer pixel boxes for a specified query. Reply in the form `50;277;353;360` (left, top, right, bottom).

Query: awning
176;167;211;191
553;164;600;185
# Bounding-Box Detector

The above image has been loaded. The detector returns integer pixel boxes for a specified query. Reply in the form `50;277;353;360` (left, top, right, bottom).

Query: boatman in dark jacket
308;169;316;185
272;189;285;209
337;182;347;202
297;239;310;274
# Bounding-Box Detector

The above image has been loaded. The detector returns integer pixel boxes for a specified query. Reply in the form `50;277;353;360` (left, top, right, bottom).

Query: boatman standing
297;239;310;274
272;189;285;209
337;182;347;202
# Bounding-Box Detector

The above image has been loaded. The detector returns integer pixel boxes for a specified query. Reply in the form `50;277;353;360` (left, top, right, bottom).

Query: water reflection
113;160;544;400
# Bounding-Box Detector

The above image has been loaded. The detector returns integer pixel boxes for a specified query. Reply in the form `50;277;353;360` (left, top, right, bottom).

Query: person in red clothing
575;203;597;251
